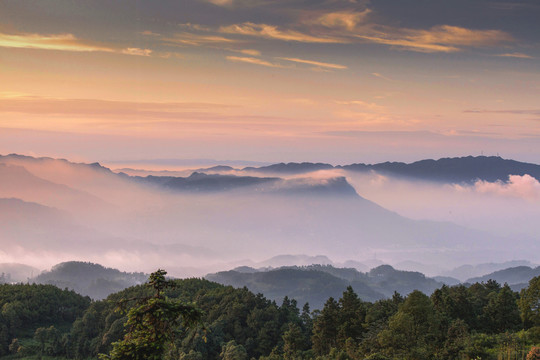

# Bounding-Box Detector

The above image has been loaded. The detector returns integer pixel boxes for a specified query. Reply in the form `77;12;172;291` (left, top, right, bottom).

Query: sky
1;0;540;164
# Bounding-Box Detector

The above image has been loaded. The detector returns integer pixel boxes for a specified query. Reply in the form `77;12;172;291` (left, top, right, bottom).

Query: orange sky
1;0;539;163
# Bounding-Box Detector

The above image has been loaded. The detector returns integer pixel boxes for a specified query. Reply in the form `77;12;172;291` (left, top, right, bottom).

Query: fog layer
0;154;538;277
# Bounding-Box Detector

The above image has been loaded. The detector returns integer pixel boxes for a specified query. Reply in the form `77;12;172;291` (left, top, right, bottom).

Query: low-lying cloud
454;174;540;200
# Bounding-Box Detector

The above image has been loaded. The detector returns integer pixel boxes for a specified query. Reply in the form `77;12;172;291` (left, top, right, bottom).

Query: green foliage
520;276;540;329
220;340;247;360
0;268;538;360
0;283;90;356
99;270;203;360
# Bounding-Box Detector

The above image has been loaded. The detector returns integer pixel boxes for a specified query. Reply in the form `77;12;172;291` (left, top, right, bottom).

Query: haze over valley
1;154;538;280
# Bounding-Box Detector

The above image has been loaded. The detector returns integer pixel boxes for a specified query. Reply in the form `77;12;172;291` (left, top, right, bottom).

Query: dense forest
0;273;539;360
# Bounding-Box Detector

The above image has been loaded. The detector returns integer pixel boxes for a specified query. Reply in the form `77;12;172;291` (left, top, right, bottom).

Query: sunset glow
1;0;539;163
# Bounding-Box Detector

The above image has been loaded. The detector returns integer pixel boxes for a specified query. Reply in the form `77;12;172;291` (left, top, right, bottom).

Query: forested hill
31;261;147;300
1;274;539;359
466;266;540;291
206;264;443;309
242;156;540;183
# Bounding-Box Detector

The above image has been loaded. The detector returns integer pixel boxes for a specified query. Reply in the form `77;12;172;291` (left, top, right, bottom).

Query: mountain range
241;156;540;183
0;153;538;275
3;260;538;309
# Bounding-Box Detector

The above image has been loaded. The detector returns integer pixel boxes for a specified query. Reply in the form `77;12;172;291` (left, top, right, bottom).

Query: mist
344;171;540;239
0;154;538;278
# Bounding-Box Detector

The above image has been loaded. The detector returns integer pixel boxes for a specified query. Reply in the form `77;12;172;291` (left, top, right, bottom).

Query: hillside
238;156;540;183
466;266;540;290
32;261;147;300
206;264;444;309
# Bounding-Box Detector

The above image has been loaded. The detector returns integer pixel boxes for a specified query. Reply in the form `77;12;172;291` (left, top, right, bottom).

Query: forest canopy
0;273;539;359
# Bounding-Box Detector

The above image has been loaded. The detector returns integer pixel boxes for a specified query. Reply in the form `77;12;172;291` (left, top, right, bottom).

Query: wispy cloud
277;57;347;69
372;72;392;81
226;55;283;68
354;25;512;53
0;31;153;56
306;10;371;31
121;48;153;56
140;30;161;37
237;49;261;56
220;22;346;43
0;32;114;52
496;52;533;59
164;32;239;46
216;18;512;53
204;0;235;6
202;0;268;7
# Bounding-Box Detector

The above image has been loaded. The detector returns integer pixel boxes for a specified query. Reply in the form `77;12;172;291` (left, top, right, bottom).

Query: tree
482;284;520;333
519;276;540;329
378;290;439;359
337;286;366;348
441;319;469;360
220;340;247;360
282;323;305;359
312;297;340;356
100;270;203;360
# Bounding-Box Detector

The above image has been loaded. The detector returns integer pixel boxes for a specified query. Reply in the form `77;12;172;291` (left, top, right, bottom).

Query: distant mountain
0;197;117;255
1;153;532;272
432;276;461;286
134;172;279;192
238;156;540;183
339;260;370;273
465;266;540;290
243;162;334;174
367;265;442;298
133;172;358;196
443;260;537;281
255;255;333;268
207;267;379;310
206;264;444;309
0;162;107;212
0;263;40;283
341;156;540;183
32;261;147;300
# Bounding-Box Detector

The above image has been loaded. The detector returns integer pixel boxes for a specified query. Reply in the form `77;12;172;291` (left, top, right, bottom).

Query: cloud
496;52;534;59
454;175;540;200
0;32;114;53
238;49;261;56
0;32;154;56
277;57;347;69
217;18;511;53
307;10;371;31
164;32;239;46
140;30;161;37
121;47;153;56
371;72;392;81
354;25;512;53
204;0;235;6
202;0;268;7
226;55;283;67
220;22;347;43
